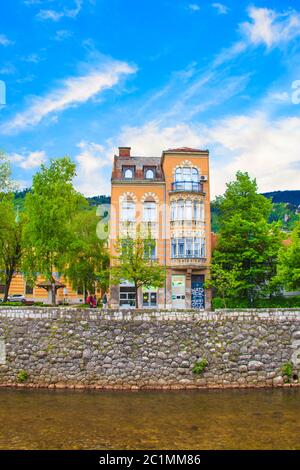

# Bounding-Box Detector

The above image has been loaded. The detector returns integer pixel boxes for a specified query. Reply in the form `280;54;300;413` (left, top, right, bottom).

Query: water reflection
0;388;299;449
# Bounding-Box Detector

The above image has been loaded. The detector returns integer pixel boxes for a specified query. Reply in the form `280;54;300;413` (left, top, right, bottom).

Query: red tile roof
165;147;207;153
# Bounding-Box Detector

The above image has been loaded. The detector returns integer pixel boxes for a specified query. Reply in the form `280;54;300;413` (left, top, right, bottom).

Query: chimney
118;147;131;158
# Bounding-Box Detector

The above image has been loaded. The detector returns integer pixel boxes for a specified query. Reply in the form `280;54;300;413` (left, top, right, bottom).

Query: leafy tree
276;219;300;291
211;172;282;305
22;157;87;304
110;228;166;308
0;197;23;301
63;209;110;297
0;154;22;301
205;264;243;308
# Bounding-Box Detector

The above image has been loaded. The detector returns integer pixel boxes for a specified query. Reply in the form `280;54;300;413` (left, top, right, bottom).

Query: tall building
110;146;211;309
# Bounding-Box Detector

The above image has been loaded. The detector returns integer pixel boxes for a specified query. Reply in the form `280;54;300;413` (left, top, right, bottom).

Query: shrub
17;370;29;383
192;358;208;375
281;362;293;383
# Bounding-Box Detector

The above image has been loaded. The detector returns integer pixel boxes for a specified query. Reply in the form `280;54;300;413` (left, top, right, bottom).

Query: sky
0;0;300;197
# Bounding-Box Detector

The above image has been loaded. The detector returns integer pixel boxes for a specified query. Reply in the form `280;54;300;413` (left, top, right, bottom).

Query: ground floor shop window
120;286;136;307
143;290;157;307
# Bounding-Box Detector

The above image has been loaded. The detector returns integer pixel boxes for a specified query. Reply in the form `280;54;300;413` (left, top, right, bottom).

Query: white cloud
0;34;13;46
74;141;112;196
53;29;73;41
212;3;228;15
188;4;200;12
1;59;137;134
9;150;47;169
109;114;300;197
37;0;82;21
240;6;300;48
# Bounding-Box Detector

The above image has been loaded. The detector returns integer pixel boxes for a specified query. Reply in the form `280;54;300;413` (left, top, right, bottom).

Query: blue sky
0;0;300;197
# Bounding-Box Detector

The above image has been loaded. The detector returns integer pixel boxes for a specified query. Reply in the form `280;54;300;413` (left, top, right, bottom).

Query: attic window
124;167;134;179
145;168;155;179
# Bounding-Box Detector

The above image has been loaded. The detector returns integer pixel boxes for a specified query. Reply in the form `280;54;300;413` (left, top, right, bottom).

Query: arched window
192;167;199;182
175;167;182;182
124;168;133;179
145;169;154;179
174;166;199;184
121;198;135;221
143;200;156;222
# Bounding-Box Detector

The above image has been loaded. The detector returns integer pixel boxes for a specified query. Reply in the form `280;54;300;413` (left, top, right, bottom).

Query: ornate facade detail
141;192;160;203
119;191;137;203
172;160;202;177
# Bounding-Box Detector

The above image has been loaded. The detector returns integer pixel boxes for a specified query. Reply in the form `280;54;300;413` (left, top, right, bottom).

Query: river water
0;388;299;449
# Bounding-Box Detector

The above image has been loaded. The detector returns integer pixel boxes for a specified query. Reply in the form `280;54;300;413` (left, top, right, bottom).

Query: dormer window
123;167;134;179
145;168;155;179
144;167;155;180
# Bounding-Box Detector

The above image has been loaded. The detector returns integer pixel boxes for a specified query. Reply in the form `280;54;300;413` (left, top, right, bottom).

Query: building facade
110;146;212;310
0;273;85;304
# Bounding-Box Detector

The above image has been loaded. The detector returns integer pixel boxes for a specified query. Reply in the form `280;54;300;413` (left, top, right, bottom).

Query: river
0;388;299;449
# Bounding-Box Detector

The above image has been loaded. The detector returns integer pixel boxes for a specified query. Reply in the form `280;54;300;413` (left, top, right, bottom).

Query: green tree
63;209;110;297
205;264;243;308
110;228;166;309
22;157;86;305
0;196;23;301
276;219;300;291
212;172;282;305
0;154;21;301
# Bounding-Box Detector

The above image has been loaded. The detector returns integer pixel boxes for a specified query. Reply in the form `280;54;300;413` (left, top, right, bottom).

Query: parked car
7;294;26;303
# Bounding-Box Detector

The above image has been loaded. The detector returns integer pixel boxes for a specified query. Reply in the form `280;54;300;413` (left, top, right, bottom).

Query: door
143;291;157;307
191;275;205;309
172;275;186;309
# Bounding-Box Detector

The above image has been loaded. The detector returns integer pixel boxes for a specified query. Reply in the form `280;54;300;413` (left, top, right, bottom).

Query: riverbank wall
0;307;299;390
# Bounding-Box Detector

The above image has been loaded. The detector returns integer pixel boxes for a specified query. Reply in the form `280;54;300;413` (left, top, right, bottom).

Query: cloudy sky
0;0;300;197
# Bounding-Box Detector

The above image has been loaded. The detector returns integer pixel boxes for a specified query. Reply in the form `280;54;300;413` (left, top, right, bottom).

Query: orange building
110;146;212;309
0;273;85;304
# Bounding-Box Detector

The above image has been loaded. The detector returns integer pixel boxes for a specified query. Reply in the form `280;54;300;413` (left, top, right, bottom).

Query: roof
36;280;66;289
163;147;208;153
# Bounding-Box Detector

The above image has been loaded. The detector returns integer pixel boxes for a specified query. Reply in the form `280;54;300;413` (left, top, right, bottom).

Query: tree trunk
135;285;139;309
51;283;56;306
3;268;14;302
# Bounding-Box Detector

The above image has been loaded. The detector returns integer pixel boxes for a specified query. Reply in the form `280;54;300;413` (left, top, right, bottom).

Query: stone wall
0;307;299;390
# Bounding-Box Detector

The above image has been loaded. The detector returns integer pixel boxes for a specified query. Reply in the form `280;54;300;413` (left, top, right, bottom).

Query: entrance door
191;275;205;309
172;275;186;309
143;291;157;307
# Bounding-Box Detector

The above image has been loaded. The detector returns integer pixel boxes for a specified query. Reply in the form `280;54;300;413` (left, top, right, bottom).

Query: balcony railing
171;181;204;193
171;256;206;266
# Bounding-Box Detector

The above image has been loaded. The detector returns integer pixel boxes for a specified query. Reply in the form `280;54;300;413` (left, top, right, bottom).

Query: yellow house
0;273;85;304
110;146;212;309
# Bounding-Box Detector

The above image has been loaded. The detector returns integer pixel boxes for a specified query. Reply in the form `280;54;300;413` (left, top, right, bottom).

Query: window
121;199;135;221
177;199;184;220
143;201;156;222
144;240;156;259
178;238;185;257
145;168;155;179
175;167;182;182
194;200;204;222
0;285;5;294
171;237;206;258
185;200;192;220
77;286;84;295
124;167;134;179
171;201;176;221
120;286;136;307
121;238;134;256
171;199;204;222
175;167;199;182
